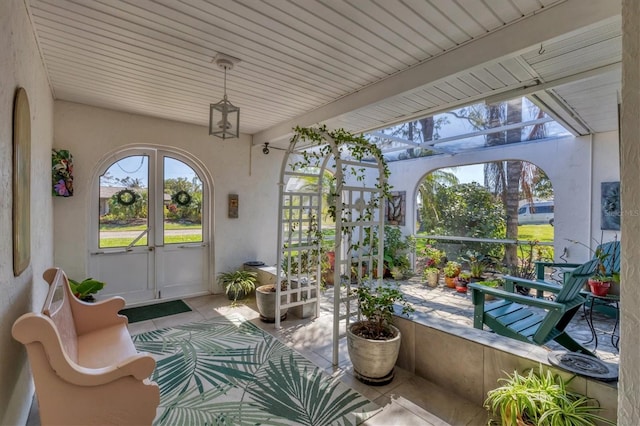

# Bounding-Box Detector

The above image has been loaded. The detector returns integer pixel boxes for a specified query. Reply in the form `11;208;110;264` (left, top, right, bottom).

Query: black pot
227;289;246;301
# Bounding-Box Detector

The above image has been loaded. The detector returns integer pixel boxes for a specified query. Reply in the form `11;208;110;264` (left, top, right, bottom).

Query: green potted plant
443;261;461;288
68;277;105;302
460;250;495;281
382;226;415;279
346;282;414;385
587;244;617;296
454;272;471;293
423;266;440;287
485;365;614;425
217;270;257;305
423;245;444;269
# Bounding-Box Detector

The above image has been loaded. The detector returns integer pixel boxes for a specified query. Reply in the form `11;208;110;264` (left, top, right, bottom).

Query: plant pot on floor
347;321;401;386
255;284;288;322
455;283;468;293
424;270;439;287
444;276;457;288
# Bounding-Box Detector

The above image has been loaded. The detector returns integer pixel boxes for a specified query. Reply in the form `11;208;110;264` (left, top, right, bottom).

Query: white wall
384;134;620;264
0;0;55;424
619;0;640;421
54;101;282;293
591;131;621;245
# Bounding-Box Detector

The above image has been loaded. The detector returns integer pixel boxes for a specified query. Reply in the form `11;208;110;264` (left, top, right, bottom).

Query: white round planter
255;284;288;322
346;321;401;385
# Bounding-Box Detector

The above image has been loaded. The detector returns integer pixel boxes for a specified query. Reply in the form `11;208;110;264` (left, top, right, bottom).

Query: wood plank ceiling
27;0;621;145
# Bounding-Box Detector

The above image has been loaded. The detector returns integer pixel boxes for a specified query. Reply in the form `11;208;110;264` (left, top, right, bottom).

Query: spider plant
485;365;614;426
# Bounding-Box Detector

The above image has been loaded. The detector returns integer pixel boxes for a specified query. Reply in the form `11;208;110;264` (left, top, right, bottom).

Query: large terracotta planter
347;321;401;385
255;284;288;322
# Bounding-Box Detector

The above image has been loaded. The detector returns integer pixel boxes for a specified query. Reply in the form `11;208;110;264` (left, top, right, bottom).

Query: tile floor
28;278;619;425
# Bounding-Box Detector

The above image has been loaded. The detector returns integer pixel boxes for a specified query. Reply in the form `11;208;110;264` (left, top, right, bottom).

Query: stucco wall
53;101;282;293
592;131;621;246
0;0;55;424
619;0;640;422
384;135;620;263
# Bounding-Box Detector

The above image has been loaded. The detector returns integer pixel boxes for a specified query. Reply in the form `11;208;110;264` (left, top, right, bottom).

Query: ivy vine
288;125;391;258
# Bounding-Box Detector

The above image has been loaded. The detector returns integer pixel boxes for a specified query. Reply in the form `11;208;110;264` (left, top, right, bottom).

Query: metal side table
582;291;620;351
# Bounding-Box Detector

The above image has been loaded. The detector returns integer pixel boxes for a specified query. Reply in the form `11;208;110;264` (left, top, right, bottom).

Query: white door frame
88;145;215;305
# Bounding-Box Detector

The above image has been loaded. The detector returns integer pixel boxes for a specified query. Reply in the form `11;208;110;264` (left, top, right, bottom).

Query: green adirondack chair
469;259;599;355
535;241;620;282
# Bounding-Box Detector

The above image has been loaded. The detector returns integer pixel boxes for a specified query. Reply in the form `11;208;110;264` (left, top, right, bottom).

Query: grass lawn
99;222;202;231
517;224;554;243
99;235;202;248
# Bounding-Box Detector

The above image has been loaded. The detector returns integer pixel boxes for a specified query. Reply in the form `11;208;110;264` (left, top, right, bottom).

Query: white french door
89;148;210;305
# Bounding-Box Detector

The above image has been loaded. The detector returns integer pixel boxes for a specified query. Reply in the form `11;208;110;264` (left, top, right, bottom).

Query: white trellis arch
276;127;387;365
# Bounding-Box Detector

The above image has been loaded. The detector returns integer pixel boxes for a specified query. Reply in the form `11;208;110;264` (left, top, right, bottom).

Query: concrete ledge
394;312;618;424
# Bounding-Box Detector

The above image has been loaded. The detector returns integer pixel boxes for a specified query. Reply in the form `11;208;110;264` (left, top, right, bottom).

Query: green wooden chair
469;259;599;356
535;241;620;283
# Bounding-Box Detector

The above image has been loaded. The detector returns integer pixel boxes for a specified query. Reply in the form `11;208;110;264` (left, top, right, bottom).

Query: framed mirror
13;87;31;277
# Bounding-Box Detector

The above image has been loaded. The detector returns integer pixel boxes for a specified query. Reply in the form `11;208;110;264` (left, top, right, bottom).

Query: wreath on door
172;190;192;207
115;188;139;206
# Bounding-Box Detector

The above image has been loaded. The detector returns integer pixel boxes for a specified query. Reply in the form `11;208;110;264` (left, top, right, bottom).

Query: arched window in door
163;157;203;245
99;155;149;249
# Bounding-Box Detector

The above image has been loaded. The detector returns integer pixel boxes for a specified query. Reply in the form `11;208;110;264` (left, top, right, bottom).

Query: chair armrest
69;294;128;335
501;275;563;294
468;284;566;311
12;313;155;386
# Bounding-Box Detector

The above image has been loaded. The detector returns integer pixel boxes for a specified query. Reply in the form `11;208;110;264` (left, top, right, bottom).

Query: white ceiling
26;0;621;146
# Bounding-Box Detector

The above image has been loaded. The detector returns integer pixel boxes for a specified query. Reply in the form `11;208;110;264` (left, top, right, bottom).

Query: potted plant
443;261;461;288
423;245;444;269
347;282;414;385
587;244;617;296
217;269;257;305
485;365;614;426
68;277;105;302
423;266;440;287
454;272;471;293
460;250;494;282
255;282;289;322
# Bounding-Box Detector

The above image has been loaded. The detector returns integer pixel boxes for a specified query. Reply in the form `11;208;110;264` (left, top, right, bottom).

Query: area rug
132;314;379;425
120;300;192;323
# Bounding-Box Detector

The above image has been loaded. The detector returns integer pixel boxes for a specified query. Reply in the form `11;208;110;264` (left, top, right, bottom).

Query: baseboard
2;360;34;426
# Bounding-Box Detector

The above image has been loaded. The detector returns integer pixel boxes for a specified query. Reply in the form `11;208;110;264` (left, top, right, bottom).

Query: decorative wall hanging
13;87;31;277
601;181;620;231
386;191;406;226
228;194;239;218
52;149;74;197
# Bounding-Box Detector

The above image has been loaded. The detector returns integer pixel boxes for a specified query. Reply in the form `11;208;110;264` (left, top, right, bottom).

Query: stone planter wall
393;312;618;424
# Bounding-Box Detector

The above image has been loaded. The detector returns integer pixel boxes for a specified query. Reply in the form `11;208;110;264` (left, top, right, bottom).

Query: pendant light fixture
209;53;240;140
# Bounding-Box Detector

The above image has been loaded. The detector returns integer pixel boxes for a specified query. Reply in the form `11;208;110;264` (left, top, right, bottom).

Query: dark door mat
120;300;192;323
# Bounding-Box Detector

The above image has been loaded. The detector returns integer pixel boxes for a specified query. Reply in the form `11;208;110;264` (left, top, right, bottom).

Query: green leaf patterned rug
132;314;380;425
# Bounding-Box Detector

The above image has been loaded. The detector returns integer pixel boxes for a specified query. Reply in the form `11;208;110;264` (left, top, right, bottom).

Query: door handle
177;243;208;248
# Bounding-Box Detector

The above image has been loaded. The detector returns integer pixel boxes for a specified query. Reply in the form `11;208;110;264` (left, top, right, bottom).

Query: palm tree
417;170;459;232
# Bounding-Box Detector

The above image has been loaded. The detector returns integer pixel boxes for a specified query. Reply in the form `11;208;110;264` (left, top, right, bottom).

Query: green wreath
172;190;192;207
115;188;139;206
